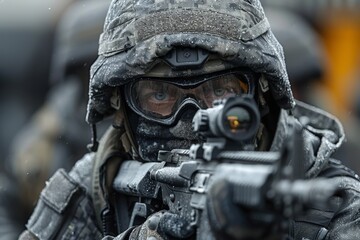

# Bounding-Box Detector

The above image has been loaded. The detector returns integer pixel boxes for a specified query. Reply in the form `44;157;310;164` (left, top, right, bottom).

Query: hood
271;100;345;178
86;0;295;124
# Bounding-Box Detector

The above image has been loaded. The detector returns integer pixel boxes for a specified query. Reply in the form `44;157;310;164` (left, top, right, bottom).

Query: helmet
50;0;111;84
86;0;295;125
48;0;112;153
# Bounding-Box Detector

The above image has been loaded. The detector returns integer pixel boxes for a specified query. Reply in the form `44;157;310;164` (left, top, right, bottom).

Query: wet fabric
271;100;345;178
86;0;295;124
21;100;360;240
17;0;360;239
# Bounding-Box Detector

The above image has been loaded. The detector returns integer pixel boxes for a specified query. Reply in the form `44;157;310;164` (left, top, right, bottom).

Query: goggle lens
125;72;254;124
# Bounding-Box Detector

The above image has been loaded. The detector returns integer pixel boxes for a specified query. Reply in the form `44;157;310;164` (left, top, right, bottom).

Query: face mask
130;107;201;161
124;70;257;161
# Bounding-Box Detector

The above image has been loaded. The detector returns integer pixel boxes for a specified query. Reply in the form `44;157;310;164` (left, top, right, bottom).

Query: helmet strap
87;124;99;152
112;88;140;159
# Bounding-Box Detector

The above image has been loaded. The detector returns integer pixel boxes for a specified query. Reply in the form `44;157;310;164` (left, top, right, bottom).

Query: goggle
124;71;256;125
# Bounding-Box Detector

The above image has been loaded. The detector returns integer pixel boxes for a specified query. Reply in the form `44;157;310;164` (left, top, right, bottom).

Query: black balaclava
127;104;201;162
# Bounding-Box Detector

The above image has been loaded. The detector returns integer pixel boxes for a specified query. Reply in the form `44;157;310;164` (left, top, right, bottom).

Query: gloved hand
206;178;276;240
125;211;195;240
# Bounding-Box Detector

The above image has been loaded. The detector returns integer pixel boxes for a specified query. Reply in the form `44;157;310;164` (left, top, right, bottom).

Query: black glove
127;211;195;240
206;178;278;240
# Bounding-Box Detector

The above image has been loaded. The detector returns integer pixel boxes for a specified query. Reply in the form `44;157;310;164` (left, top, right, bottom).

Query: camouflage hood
271;101;346;178
86;0;295;124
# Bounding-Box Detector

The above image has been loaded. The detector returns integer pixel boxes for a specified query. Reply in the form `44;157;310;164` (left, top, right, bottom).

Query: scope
192;95;260;142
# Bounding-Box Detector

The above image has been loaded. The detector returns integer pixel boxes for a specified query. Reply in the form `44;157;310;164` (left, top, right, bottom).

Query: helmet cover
86;0;295;124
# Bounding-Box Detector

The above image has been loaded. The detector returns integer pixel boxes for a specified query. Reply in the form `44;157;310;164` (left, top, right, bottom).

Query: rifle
113;95;339;239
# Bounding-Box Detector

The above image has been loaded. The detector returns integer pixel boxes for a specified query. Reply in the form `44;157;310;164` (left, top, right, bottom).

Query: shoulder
291;158;360;240
325;174;360;240
25;154;102;239
69;152;96;193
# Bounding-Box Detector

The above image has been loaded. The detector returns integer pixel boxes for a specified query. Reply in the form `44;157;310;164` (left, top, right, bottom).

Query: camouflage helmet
86;0;295;124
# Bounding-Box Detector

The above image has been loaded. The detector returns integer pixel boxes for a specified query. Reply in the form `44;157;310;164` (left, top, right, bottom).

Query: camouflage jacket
19;101;360;240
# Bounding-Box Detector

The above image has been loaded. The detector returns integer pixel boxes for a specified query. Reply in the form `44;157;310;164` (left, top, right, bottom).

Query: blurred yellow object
320;12;360;120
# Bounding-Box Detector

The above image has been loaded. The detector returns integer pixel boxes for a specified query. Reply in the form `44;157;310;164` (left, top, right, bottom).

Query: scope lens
224;107;251;133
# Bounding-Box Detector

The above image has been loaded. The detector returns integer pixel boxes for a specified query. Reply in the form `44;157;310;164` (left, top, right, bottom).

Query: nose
174;98;201;122
181;88;198;96
180;87;205;103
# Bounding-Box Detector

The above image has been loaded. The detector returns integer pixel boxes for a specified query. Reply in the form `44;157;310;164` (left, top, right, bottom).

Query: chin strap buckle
87;124;99;152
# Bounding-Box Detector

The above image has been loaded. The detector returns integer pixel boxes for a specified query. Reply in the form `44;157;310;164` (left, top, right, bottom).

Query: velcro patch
40;169;80;214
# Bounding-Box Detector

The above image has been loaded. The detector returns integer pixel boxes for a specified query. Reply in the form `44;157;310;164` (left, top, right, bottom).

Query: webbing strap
26;169;82;240
99;9;270;55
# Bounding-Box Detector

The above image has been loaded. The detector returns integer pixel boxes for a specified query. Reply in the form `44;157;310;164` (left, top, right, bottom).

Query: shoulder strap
318;158;359;180
291;158;358;240
26;169;101;240
91;125;132;235
26;169;81;239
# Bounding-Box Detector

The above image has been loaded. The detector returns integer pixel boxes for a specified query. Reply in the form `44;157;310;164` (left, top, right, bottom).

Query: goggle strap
87;124;99;152
259;74;269;93
111;88;122;110
113;94;141;158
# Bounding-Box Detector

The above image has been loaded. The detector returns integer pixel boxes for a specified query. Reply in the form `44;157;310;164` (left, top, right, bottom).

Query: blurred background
261;0;360;172
0;0;73;167
0;0;111;238
0;0;359;238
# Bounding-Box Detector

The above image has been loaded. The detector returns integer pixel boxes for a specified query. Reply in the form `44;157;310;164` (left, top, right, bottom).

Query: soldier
19;0;360;239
